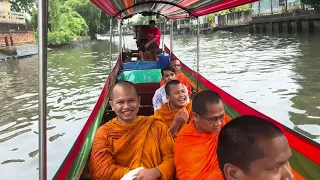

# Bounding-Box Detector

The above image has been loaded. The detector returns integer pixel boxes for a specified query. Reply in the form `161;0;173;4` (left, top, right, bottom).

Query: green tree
30;0;116;45
49;0;60;31
64;0;117;38
35;0;88;45
29;9;38;29
58;4;88;36
65;0;100;38
9;0;35;13
98;12;118;34
134;14;150;25
300;0;320;9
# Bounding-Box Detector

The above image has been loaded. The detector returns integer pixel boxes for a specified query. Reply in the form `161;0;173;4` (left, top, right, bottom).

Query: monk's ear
192;112;199;122
109;101;114;111
223;163;243;180
138;96;141;105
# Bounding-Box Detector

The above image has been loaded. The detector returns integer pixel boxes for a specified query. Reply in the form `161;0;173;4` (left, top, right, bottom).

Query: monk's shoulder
149;115;168;129
179;73;189;81
154;108;161;116
94;120;114;138
154;103;168;116
174;124;195;156
175;124;194;142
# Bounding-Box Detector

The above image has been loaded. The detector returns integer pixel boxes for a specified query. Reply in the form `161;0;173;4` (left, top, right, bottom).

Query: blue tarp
122;61;161;70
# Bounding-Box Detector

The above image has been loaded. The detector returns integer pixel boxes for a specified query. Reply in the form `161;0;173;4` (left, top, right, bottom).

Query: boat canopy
90;0;258;19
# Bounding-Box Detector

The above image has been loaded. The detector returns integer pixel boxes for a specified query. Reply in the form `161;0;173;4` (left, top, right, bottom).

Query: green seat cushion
117;69;162;83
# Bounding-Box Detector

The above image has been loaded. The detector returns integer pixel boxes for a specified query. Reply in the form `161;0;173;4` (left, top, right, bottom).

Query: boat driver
138;20;161;60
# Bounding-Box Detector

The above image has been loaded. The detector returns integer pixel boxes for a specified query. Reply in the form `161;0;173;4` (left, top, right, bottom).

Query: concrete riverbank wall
249;10;320;34
202;9;320;35
0;32;35;47
0;23;35;47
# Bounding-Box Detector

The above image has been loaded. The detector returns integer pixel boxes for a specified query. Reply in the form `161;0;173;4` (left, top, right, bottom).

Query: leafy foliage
205;4;250;23
134;14;150;25
64;0;101;38
58;4;88;36
301;0;320;9
48;30;76;45
98;12;118;35
9;0;35;13
26;0;115;45
45;0;88;45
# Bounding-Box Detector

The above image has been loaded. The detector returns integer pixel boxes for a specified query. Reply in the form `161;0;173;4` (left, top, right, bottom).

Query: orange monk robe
174;114;232;180
160;72;192;95
90;116;175;180
154;102;192;133
292;169;306;180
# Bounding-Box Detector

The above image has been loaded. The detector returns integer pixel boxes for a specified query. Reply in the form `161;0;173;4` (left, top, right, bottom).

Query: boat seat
135;83;160;93
138;105;154;116
138;92;155;106
135;83;160;107
131;48;162;54
120;62;163;71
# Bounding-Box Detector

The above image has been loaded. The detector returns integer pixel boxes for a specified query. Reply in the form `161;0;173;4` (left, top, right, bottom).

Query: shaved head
110;81;138;101
170;59;181;73
192;90;222;116
217;115;284;173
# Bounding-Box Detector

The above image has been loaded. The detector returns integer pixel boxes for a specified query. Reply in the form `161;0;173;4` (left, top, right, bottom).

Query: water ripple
0;41;119;179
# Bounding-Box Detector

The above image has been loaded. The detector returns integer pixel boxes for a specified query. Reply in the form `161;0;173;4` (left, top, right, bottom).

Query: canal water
0;32;319;179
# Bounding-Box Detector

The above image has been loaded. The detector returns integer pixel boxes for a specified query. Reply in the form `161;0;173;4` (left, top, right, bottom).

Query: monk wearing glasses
174;90;231;180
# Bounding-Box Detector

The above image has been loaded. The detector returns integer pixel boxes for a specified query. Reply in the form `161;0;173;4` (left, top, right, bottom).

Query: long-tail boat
36;0;320;180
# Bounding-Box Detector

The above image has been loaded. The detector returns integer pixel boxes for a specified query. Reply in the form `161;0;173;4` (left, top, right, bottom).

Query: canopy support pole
38;0;48;179
118;20;122;60
170;20;173;60
196;18;200;92
109;18;113;73
162;19;165;52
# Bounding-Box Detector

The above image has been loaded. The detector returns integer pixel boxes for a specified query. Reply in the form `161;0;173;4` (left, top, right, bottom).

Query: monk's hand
135;168;161;180
174;108;189;126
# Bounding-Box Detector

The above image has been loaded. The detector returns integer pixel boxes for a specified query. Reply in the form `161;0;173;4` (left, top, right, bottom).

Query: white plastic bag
120;167;144;180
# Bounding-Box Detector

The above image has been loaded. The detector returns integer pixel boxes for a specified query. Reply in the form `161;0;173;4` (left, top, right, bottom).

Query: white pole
38;0;48;178
196;18;200;92
118;20;122;51
109;18;113;73
162;19;165;52
119;20;123;61
170;20;173;60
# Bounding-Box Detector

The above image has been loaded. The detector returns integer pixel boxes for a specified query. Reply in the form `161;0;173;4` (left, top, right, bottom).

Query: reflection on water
0;32;320;179
0;41;119;179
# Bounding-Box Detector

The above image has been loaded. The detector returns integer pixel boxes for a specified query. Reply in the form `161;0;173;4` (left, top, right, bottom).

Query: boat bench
120;62;164;71
131;48;163;54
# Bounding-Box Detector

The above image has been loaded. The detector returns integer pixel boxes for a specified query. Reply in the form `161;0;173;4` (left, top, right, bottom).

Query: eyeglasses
199;114;224;124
